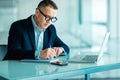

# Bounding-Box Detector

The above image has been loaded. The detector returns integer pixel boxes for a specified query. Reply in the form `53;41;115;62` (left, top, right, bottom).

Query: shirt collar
31;15;45;32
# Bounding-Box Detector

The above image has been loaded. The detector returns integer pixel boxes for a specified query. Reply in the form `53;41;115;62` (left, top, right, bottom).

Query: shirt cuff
59;47;66;55
35;50;41;59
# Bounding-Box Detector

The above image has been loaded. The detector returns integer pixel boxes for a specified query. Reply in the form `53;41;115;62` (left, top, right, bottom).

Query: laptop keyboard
82;55;98;62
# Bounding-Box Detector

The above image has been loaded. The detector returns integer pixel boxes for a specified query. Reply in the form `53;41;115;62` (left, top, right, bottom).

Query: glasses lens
45;17;57;23
51;17;57;22
38;8;57;23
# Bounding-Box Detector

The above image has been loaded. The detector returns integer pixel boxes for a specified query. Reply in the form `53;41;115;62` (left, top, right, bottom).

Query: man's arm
4;19;35;60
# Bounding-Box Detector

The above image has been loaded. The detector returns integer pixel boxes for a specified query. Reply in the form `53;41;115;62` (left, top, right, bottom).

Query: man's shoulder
47;24;55;30
12;19;25;25
12;16;31;25
45;24;56;34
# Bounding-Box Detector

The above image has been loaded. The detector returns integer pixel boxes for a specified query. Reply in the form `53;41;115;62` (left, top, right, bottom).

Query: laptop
69;32;110;63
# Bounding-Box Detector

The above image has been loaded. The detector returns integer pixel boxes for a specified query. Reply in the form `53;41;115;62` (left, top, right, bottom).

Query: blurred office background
0;0;120;79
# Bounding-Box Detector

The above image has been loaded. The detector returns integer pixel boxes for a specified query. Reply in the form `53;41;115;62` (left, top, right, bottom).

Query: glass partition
0;0;18;44
0;0;118;50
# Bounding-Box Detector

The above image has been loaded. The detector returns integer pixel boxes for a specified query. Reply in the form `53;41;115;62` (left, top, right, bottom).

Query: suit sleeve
4;21;35;60
49;25;70;54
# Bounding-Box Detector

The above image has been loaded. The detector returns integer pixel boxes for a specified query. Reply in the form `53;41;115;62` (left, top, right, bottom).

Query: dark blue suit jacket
4;16;69;60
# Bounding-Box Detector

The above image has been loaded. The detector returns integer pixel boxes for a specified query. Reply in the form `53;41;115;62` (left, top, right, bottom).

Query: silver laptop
69;32;110;63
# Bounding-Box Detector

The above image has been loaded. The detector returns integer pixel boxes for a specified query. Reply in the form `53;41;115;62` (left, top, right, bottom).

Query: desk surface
0;40;120;80
0;54;120;80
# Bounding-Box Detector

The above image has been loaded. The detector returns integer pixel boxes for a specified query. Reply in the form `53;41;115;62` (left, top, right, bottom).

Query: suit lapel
43;26;55;49
28;27;36;50
43;30;49;49
27;16;36;50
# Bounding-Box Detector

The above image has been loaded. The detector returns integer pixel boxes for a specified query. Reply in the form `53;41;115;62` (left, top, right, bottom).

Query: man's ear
35;9;39;17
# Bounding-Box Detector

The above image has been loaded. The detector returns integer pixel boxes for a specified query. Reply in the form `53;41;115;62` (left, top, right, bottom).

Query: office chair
0;45;7;61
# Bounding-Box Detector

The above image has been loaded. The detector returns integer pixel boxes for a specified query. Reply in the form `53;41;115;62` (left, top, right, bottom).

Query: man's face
35;6;57;30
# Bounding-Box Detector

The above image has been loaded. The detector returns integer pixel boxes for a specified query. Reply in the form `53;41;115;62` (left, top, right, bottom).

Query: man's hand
39;47;63;59
53;47;63;57
40;48;56;59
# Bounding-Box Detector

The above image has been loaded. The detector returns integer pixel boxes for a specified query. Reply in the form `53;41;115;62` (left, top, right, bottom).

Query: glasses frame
37;8;57;23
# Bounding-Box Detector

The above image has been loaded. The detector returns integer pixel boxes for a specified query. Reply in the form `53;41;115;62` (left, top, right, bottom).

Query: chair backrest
0;45;7;60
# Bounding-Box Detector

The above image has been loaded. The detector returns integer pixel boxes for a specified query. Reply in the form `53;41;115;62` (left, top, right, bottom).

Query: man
4;0;69;60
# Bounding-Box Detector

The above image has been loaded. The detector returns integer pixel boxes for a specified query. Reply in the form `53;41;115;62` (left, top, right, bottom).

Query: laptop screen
97;32;110;61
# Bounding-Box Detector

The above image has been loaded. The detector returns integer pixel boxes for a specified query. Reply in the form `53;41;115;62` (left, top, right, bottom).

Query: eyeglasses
37;8;57;23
